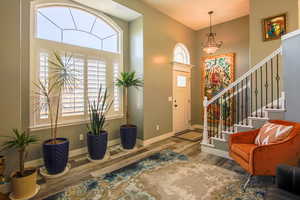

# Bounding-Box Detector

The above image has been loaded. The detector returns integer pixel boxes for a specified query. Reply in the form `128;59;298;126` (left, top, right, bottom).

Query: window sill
29;114;124;132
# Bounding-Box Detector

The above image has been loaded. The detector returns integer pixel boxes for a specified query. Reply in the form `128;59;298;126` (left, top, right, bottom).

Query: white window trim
173;43;191;65
29;114;124;131
29;1;124;129
171;61;195;73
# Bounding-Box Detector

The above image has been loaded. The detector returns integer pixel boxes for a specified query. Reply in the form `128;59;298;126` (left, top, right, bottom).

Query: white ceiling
141;0;249;30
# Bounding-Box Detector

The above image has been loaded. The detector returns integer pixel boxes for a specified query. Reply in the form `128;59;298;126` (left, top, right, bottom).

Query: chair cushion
231;144;257;161
255;122;293;146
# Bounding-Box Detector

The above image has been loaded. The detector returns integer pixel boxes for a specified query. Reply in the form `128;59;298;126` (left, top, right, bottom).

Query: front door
173;70;190;133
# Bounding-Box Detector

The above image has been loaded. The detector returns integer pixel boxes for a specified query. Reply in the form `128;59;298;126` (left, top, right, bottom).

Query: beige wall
129;17;144;139
192;16;250;125
250;0;299;66
114;0;197;140
0;0;22;132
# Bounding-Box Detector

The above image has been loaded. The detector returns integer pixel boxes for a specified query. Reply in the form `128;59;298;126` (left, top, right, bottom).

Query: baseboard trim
142;132;175;146
25;138;121;168
201;145;232;160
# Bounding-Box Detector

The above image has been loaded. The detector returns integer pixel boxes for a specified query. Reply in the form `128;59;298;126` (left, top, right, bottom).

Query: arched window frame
30;1;124;129
173;43;190;65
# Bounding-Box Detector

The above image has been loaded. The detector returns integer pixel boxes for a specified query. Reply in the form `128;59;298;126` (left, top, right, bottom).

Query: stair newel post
276;54;280;109
218;98;222;138
203;96;209;144
250;73;253;117
245;77;248;125
281;91;286;109
271;58;274;108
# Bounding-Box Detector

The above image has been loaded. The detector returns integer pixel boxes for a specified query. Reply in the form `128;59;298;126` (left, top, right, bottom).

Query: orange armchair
229;120;300;189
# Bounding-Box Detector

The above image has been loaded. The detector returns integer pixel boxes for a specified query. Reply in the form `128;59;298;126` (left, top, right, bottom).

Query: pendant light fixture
202;11;223;54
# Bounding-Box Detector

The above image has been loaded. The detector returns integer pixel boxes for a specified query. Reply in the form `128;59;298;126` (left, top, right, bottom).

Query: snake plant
87;85;113;136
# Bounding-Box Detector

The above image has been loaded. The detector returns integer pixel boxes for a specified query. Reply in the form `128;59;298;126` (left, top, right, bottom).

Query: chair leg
242;174;253;192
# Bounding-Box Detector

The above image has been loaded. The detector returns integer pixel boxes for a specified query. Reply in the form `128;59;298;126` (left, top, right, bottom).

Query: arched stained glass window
36;6;120;53
173;43;190;65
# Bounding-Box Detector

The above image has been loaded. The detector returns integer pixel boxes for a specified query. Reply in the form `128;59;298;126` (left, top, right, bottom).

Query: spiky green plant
116;71;143;125
34;52;77;143
1;129;38;177
87;85;113;136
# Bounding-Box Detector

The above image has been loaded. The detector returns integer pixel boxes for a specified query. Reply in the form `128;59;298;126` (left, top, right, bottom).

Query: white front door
173;70;191;133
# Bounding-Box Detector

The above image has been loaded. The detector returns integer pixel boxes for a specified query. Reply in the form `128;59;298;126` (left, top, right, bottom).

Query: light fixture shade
202;11;223;54
203;46;219;54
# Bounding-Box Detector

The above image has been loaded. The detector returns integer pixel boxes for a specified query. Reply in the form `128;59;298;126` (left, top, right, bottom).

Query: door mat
175;131;202;142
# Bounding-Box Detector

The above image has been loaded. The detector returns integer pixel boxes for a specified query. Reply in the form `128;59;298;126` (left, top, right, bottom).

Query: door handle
174;104;178;108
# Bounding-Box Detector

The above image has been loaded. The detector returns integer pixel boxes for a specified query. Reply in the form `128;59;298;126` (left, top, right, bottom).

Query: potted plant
0;155;5;183
86;85;113;160
116;71;143;149
34;52;77;175
1;129;38;199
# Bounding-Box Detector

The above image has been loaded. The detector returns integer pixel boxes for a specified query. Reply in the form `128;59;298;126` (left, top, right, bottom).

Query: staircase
201;47;286;158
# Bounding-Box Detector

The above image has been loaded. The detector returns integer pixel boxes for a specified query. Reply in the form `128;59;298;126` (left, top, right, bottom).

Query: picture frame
262;13;287;41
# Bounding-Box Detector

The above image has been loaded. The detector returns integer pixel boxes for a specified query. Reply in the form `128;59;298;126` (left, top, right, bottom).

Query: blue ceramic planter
43;138;69;175
87;131;108;160
120;125;137;149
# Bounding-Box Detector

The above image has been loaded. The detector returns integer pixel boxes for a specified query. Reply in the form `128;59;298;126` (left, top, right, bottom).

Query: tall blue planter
43;138;69;175
120;125;137;149
87;131;108;160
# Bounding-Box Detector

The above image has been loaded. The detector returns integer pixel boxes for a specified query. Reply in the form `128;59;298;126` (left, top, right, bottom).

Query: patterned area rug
44;150;272;200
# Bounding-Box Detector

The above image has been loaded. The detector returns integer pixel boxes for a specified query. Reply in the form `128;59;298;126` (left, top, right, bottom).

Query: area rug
44;150;271;200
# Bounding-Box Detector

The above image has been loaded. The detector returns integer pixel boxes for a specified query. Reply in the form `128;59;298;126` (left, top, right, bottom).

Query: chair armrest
229;129;260;149
250;134;300;176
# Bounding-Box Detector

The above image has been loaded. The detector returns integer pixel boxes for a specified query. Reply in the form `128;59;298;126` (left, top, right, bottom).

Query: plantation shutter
61;56;85;117
87;59;107;103
39;52;49;119
113;63;120;112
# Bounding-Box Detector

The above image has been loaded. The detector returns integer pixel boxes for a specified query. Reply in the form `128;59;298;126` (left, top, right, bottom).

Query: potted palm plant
34;52;77;175
87;85;113;160
116;71;143;149
1;129;38;199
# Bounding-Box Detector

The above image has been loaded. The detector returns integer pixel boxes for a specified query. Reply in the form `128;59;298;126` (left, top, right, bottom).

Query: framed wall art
262;13;287;41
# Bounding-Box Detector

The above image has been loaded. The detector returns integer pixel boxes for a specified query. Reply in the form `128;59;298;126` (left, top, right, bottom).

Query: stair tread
234;124;253;128
265;108;286;112
222;130;235;134
248;116;269;120
211;137;226;142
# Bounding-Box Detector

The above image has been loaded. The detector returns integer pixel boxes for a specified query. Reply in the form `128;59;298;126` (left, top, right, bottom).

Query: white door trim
172;62;193;133
172;61;194;72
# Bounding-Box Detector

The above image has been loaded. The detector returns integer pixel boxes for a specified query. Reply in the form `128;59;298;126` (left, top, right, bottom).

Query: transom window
36;6;119;53
30;4;123;128
173;43;190;65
